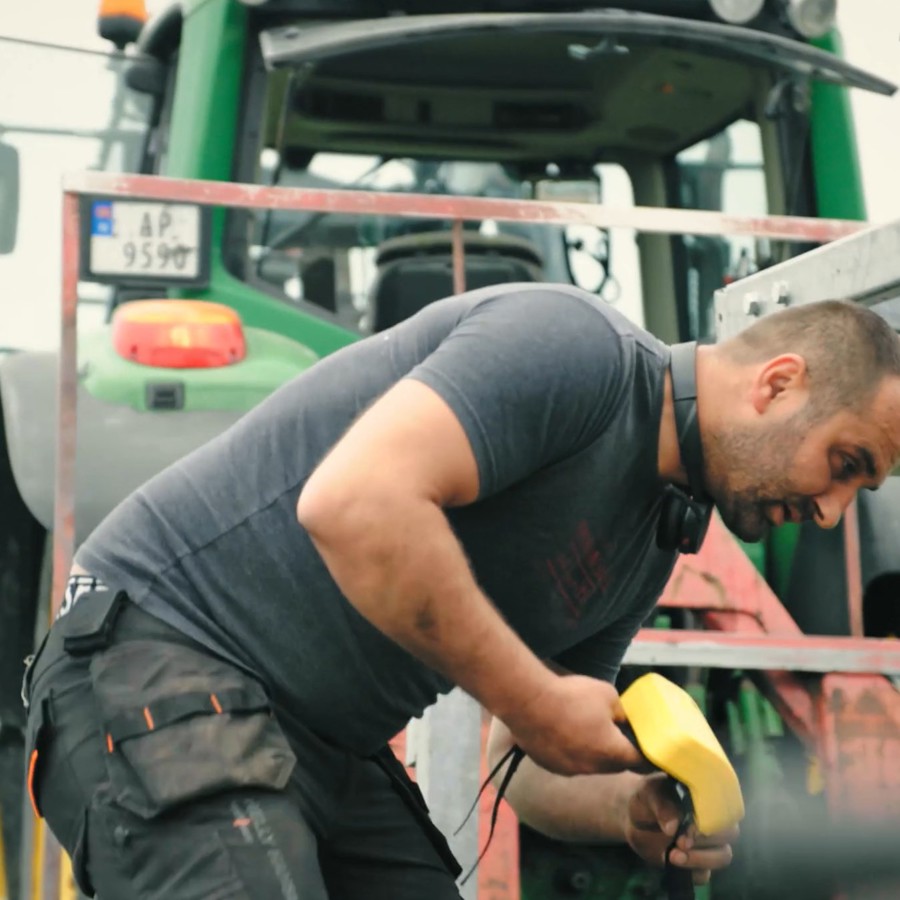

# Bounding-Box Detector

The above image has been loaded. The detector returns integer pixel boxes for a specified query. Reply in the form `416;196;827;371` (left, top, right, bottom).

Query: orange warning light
99;0;148;17
98;0;148;49
112;300;247;369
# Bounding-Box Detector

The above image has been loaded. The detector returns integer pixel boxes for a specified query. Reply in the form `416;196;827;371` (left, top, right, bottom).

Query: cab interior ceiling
266;32;760;169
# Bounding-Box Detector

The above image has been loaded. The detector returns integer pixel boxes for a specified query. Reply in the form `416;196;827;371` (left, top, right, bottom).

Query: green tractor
0;2;897;898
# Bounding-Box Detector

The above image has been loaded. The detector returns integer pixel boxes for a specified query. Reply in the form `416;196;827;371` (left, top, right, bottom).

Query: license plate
85;200;208;284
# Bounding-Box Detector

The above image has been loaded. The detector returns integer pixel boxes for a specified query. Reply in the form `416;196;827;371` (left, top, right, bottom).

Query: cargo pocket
88;639;296;819
25;681;99;896
24;698;49;820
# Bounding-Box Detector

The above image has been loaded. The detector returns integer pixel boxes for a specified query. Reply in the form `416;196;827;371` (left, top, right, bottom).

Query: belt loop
62;590;128;657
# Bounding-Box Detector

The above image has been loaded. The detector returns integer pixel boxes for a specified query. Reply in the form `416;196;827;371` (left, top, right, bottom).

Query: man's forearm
300;491;554;723
499;752;644;843
487;715;643;842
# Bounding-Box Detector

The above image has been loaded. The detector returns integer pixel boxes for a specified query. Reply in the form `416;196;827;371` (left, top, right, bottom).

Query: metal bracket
715;218;900;339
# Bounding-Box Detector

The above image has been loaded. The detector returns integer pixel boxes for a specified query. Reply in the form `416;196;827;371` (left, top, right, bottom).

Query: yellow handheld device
620;672;745;835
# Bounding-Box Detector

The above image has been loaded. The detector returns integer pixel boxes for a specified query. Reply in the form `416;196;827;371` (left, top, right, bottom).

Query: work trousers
23;587;462;899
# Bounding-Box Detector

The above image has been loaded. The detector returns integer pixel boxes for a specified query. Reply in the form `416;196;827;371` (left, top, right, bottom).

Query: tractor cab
120;2;894;351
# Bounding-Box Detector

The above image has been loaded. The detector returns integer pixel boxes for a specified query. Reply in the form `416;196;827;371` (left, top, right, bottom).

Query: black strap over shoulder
668;342;708;502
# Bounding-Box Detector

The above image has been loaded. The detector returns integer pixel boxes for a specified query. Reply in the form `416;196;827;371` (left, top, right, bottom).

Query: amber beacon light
112;300;248;369
98;0;148;49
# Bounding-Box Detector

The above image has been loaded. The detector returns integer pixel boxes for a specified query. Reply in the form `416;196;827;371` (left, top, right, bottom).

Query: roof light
98;0;148;50
708;0;765;24
112;300;247;369
784;0;837;38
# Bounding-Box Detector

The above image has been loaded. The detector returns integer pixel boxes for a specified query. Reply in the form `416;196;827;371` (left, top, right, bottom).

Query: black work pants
24;590;462;899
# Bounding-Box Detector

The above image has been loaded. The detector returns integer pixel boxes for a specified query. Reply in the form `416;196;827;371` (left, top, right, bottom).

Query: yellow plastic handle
620;673;745;835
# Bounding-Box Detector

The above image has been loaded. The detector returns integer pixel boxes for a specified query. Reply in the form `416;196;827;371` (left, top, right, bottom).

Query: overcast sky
0;1;897;349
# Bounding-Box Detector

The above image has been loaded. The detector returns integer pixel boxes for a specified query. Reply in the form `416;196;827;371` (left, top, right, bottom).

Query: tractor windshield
243;150;640;333
225;9;891;343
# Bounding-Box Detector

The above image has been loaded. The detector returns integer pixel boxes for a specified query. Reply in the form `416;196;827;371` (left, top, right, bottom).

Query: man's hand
623;773;738;885
504;674;646;777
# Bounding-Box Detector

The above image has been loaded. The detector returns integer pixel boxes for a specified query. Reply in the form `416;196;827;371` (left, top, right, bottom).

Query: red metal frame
843;500;865;638
56;172;898;899
656;519;822;742
657;518;900;867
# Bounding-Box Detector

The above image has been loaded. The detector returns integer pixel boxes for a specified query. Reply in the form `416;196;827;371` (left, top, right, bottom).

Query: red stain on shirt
546;520;611;622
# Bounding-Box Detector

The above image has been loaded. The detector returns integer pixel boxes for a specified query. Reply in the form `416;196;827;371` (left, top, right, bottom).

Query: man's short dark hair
721;299;900;415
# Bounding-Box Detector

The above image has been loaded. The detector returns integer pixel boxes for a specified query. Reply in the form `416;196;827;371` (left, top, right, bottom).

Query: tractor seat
369;231;544;332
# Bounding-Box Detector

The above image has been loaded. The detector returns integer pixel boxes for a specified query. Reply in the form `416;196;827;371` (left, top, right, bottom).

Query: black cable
456;744;526;886
662;817;695;900
0;34;125;58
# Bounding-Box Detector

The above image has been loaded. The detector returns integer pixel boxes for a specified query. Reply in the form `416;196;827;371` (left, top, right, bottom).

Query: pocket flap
89;639;296;819
106;684;270;744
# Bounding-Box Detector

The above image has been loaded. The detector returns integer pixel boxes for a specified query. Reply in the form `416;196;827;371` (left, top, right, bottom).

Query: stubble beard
705;420;808;543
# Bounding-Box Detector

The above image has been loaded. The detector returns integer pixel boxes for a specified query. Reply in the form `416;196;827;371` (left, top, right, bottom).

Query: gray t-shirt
77;283;677;755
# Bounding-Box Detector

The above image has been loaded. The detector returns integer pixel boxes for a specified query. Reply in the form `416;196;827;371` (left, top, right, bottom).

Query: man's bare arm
487;715;646;841
487;716;737;882
296;379;642;776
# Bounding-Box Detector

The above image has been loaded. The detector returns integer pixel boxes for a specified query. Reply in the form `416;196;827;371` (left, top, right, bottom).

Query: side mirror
0;139;20;255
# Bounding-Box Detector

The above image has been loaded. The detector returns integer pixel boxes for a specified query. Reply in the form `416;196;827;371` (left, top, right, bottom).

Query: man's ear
750;354;808;414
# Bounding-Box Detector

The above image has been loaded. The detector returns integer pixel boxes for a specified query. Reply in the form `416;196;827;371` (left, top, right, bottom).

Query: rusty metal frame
56;170;871;612
55;171;894;900
646;515;900;830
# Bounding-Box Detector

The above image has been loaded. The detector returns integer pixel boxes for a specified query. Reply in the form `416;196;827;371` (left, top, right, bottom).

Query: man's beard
716;490;776;542
704;416;812;543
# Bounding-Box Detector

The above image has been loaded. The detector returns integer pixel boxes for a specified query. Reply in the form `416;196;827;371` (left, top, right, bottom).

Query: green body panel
79;325;318;411
521;833;665;900
165;0;246;184
765;29;867;601
163;0;358;358
180;275;360;359
809;32;868;222
737;537;766;578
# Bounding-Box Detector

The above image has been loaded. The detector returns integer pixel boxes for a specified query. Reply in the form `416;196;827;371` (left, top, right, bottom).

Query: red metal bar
816;673;900;900
656;518;820;744
843;501;865;637
659;517;803;631
628;628;900;674
63;171;866;244
817;674;900;822
451;219;466;295
53;191;79;619
39;189;80;900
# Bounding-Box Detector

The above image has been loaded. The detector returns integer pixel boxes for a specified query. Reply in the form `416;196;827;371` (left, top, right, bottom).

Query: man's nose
814;485;856;529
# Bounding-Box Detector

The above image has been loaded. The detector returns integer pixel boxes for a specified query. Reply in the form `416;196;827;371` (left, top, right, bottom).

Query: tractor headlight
708;0;765;24
784;0;837;38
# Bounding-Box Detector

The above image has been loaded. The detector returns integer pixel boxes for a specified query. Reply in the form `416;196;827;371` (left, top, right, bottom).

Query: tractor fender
0;350;245;546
